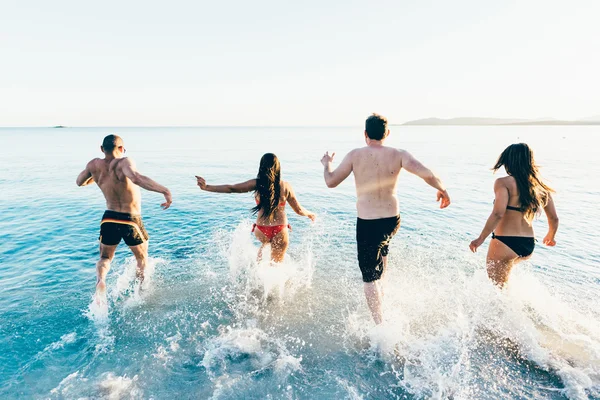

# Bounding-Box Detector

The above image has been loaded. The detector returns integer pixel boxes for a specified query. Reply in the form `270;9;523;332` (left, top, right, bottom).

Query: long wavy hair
251;153;281;220
493;143;554;221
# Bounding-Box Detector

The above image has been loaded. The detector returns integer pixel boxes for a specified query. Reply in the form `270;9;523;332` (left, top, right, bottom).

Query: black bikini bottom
492;233;535;258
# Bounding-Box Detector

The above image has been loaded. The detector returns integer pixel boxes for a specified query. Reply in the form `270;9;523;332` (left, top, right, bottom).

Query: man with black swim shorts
76;134;172;301
321;114;451;324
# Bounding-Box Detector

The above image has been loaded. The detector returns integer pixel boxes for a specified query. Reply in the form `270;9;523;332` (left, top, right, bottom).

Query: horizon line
0;125;365;129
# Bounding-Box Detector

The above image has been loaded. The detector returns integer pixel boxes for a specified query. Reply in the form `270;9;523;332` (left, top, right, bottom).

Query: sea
0;126;598;399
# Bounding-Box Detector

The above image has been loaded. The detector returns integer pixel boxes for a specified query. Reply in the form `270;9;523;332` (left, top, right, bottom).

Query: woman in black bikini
196;153;315;263
469;143;559;287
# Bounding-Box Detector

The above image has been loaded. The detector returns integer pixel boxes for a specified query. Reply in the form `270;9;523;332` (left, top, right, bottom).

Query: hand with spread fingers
321;151;335;167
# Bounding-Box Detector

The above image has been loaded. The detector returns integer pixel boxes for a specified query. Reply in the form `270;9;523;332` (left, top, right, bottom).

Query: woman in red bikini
469;143;559;287
196;153;315;263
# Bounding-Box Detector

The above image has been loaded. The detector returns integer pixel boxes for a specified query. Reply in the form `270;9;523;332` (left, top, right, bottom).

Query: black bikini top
493;199;523;212
506;205;523;212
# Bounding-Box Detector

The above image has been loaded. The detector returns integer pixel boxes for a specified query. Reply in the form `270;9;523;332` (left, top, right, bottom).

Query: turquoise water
0;126;599;399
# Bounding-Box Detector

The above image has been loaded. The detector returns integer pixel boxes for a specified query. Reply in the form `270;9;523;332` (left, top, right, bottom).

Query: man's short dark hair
365;113;388;140
102;134;122;152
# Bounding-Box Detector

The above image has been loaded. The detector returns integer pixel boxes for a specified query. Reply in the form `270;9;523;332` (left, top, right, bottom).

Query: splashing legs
486;238;526;287
381;256;388;299
364;280;384;325
129;241;149;284
96;243;117;299
254;228;289;264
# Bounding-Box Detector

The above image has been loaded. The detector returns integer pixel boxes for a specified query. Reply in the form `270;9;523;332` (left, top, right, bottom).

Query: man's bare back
345;146;403;219
322;144;449;219
84;157;143;214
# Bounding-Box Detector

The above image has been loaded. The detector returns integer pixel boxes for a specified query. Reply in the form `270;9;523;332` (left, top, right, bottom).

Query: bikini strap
251;223;256;233
287;224;292;231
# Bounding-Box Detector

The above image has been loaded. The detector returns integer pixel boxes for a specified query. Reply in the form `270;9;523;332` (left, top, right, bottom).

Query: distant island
53;125;67;128
401;117;600;126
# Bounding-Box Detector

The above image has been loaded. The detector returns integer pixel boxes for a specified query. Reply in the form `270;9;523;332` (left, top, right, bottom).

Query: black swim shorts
356;215;401;282
99;210;149;246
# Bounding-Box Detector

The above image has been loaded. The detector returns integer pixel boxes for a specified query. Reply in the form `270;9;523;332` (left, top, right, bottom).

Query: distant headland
401;117;600;126
52;125;67;128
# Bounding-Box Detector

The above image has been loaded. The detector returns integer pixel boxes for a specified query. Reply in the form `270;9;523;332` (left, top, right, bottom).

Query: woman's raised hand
195;175;208;190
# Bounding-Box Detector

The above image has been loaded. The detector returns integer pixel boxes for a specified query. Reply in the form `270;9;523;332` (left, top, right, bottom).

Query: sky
0;0;598;126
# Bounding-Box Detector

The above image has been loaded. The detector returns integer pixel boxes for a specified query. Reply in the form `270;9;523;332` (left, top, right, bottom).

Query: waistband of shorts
356;215;400;223
102;210;142;221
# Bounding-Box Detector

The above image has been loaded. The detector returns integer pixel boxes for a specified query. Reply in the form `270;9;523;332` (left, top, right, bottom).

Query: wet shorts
99;210;149;246
356;215;401;282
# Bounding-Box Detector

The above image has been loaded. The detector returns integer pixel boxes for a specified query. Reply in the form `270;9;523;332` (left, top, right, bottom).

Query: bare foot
95;280;107;304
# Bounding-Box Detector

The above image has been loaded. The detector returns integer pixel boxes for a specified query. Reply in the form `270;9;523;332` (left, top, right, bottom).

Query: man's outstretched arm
322;151;353;188
76;161;94;186
401;151;450;208
121;158;172;209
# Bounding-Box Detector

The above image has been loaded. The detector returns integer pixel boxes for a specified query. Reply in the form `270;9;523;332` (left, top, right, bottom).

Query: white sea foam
98;372;142;400
220;221;315;305
152;332;182;366
43;332;77;352
201;325;301;381
50;371;86;397
335;377;364;400
112;257;159;308
344;249;600;400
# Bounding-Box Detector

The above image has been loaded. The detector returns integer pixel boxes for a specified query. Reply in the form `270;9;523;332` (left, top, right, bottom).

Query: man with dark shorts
321;114;451;324
76;134;172;301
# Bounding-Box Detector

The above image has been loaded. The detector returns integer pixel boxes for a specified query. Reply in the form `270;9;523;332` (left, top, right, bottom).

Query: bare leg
96;243;117;299
380;255;388;299
129;241;149;283
364;280;384;325
254;228;289;264
254;230;270;262
257;243;266;262
270;229;289;264
486;239;529;287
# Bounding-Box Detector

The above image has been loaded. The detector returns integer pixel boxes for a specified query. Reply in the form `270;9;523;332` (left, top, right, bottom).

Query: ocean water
0;126;598;400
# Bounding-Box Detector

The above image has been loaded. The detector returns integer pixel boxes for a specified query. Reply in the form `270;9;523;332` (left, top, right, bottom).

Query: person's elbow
325;179;339;188
549;215;559;225
76;178;84;187
422;171;436;184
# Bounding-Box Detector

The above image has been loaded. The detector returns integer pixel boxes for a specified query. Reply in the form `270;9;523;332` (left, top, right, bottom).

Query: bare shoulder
114;157;134;169
281;180;293;194
395;148;410;158
347;147;365;159
389;148;409;167
495;176;513;189
87;158;102;170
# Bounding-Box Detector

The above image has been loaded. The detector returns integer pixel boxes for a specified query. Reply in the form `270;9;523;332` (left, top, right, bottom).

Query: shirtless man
76;134;172;301
321;114;451;324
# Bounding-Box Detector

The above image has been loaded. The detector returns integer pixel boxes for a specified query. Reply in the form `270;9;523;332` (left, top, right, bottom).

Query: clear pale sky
1;0;598;126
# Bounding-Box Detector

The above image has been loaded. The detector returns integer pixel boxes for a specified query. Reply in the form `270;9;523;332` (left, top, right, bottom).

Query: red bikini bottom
252;223;291;240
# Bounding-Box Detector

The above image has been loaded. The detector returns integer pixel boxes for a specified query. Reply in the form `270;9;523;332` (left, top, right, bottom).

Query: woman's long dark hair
251;153;281;220
493;143;554;221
